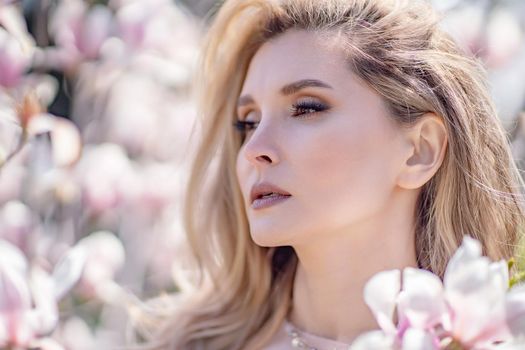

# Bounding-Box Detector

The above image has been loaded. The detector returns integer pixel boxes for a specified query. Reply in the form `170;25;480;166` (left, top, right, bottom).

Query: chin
249;229;288;248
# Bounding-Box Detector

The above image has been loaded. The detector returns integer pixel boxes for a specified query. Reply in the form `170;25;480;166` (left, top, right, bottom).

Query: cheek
291;117;401;226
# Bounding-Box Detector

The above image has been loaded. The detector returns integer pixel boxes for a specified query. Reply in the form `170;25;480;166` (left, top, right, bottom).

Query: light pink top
263;319;353;350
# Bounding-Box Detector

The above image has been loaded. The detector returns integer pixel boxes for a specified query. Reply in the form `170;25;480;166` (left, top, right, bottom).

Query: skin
235;29;448;344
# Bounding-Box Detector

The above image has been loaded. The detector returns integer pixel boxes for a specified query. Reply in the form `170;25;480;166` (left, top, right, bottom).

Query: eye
233;120;259;132
290;100;329;118
233;109;259;143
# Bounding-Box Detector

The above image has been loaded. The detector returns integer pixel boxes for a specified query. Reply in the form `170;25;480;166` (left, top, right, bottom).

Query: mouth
255;192;291;200
250;182;292;208
251;192;292;210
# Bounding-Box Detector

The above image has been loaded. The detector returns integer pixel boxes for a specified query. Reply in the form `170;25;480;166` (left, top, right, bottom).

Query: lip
250;182;292;207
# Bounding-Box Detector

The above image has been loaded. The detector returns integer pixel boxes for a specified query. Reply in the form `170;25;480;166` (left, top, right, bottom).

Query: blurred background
0;0;524;348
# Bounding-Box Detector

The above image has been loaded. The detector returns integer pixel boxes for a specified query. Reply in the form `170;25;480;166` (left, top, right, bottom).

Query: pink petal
77;5;113;59
349;330;396;350
0;240;28;273
398;268;448;330
0;263;34;346
30;337;66;350
505;285;525;338
402;328;439;350
364;269;401;335
78;231;125;289
443;238;512;346
0;28;29;88
28;267;58;336
27;114;82;167
0;265;31;312
52;245;86;300
446;258;510;345
115;3;148;49
444;236;482;286
0;103;22;164
0;201;33;252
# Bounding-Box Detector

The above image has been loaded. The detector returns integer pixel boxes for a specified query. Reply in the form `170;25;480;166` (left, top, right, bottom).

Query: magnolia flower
115;1;150;50
0;96;22;166
0;240;85;348
0;200;33;252
49;0;114;69
76;231;125;302
0;28;29;88
351;236;525;350
26;113;83;168
0;10;33;89
75;143;137;214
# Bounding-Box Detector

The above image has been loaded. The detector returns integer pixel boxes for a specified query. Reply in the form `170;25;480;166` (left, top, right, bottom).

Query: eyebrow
237;79;333;107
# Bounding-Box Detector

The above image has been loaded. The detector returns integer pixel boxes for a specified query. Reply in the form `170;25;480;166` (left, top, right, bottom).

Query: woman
132;0;525;349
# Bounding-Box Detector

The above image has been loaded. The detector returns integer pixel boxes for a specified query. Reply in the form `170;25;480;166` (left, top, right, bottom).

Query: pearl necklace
286;327;319;350
285;325;351;350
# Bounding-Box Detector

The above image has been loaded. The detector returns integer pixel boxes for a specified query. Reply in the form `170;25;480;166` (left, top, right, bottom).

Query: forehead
241;29;351;94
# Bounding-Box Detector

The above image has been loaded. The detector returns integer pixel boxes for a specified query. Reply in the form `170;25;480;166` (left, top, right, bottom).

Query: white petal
349;330;395;350
490;338;525;350
78;230;126;279
30;337;66;350
27;114;82;167
0;316;6;345
0;262;31;311
506;285;525;337
0;239;28;273
49;117;82;167
28;267;58;336
80;5;113;58
490;260;510;292
443;238;512;345
0;107;22;165
444;235;482;288
52;244;86;300
398;268;447;329
364;269;401;334
402;328;438;350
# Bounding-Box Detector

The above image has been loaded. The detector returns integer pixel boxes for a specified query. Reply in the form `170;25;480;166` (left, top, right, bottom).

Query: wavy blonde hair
130;0;525;348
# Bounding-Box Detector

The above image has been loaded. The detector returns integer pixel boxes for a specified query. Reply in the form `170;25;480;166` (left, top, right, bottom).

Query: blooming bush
0;240;84;349
0;0;198;348
351;236;525;350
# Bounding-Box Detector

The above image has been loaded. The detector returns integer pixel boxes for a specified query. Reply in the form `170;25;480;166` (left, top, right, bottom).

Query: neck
288;194;419;343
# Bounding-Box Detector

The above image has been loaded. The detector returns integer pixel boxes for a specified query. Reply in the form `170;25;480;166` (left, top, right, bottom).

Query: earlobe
397;113;448;190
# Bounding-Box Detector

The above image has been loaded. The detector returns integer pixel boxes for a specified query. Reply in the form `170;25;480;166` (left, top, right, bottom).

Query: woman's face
235;29;410;247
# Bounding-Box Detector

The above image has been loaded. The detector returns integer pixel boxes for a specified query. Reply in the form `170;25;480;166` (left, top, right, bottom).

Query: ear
396;113;448;190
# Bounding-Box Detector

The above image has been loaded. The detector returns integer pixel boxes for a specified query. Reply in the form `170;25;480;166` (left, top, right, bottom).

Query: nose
241;121;280;167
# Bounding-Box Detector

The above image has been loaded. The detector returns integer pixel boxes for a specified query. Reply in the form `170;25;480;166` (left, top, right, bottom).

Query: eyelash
233;101;329;132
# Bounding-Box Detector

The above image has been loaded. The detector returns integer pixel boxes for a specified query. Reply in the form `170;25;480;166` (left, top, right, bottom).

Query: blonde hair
131;0;525;348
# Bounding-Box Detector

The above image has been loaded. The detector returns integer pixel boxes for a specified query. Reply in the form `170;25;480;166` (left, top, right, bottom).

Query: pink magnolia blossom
0;27;30;88
76;231;125;301
75;143;136;214
0;201;33;252
113;0;179;52
0;95;22;166
26;113;83;168
0;4;34;89
0;241;55;348
0;255;33;347
0;240;85;348
350;236;525;350
49;0;114;68
114;1;149;50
